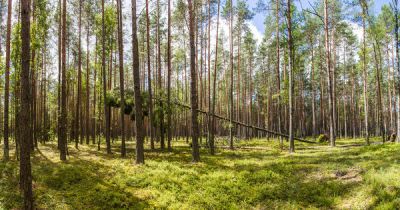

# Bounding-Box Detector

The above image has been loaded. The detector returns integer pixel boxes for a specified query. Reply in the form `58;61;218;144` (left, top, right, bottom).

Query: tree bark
167;0;172;151
188;0;200;162
324;0;336;146
156;0;165;150
392;9;400;142
372;43;386;142
3;0;12;161
75;0;82;149
60;0;67;161
20;0;34;207
102;0;112;153
229;0;234;150
57;0;62;150
145;0;154;149
86;18;90;145
93;37;98;144
117;0;126;157
132;0;144;164
360;2;369;145
287;0;294;153
276;0;283;145
210;0;221;155
310;37;316;139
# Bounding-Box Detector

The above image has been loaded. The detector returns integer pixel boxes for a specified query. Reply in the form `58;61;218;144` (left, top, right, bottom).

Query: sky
248;0;392;37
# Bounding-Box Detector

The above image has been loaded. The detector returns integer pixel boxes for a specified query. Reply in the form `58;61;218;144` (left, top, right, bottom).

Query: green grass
1;137;400;209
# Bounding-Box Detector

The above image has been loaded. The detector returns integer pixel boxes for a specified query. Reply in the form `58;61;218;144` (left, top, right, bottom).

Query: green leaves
105;88;150;120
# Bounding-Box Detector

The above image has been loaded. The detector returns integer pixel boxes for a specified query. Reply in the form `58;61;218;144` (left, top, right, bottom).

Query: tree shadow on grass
295;144;400;169
186;144;400;208
182;151;361;208
8;140;398;209
0;160;23;209
30;145;150;209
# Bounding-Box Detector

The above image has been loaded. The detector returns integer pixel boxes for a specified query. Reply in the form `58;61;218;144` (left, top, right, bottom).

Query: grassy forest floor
1;137;400;209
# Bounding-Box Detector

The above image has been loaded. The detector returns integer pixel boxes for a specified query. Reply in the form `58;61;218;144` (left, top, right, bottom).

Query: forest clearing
2;0;400;208
1;138;399;209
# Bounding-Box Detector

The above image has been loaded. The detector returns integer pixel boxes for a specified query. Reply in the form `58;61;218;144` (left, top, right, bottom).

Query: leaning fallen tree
155;98;316;144
106;89;316;144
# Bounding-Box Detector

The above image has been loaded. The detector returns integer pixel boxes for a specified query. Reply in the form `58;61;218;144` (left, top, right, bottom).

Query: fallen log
155;97;316;144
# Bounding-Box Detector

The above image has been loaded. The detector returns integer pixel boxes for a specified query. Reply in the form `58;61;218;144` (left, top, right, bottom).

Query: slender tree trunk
60;0;67;161
393;42;397;135
167;0;172;151
310;38;316;138
342;43;347;138
351;64;356;138
184;32;189;143
132;0;144;164
102;0;112;153
236;32;241;138
117;0;126;157
360;5;369;145
324;0;336;146
11;0;18;152
387;45;394;134
319;43;325;134
372;44;385;142
86;21;90;144
207;0;212;148
43;47;48;143
188;0;200;162
57;0;62;150
332;27;337;141
395;0;400;143
0;0;2;141
75;0;82;149
156;0;165;150
276;0;282;145
3;0;12;161
93;37;98;144
20;0;34;207
145;0;154;149
229;0;234;150
210;0;220;155
287;0;294;153
249;47;253;138
30;0;36;151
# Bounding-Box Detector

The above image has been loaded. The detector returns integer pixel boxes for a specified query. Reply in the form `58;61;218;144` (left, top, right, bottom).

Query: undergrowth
0;138;399;209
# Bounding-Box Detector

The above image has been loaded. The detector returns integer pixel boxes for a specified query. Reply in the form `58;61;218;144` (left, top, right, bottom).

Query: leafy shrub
317;134;329;143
